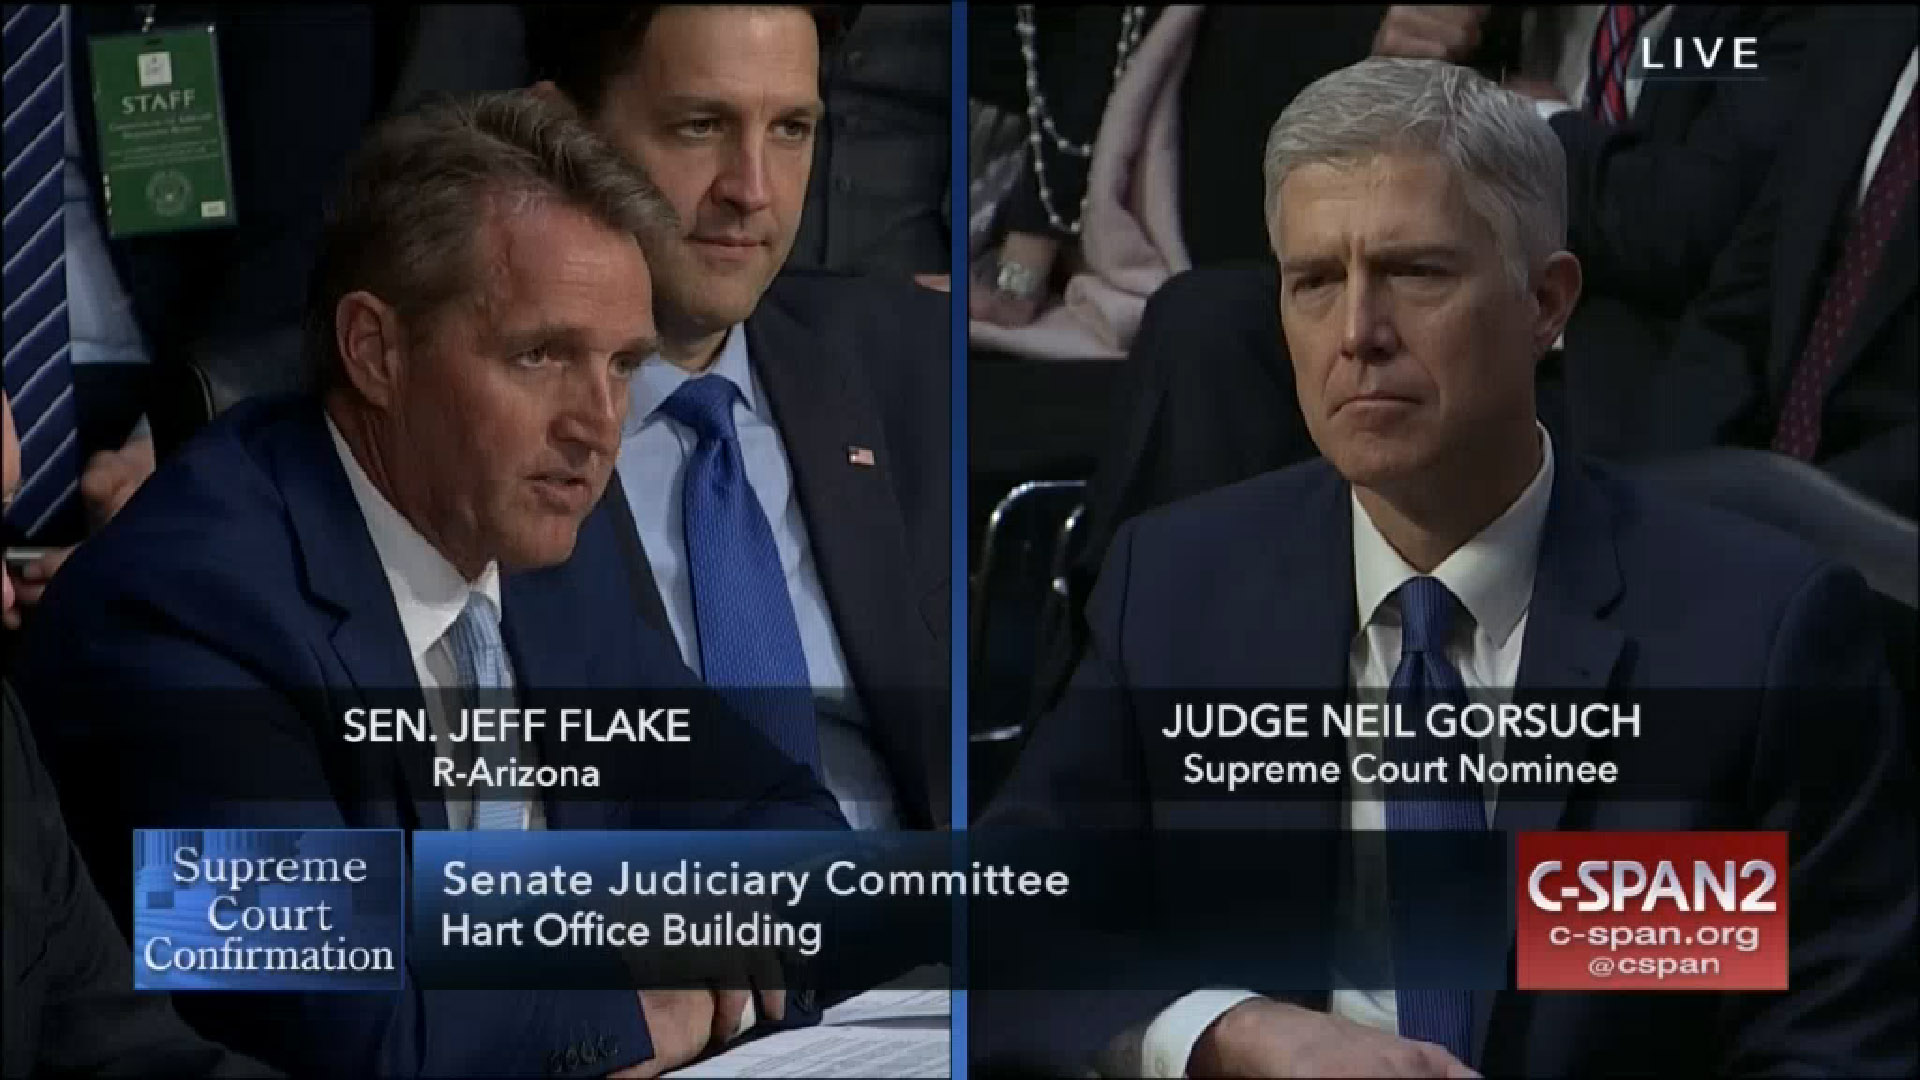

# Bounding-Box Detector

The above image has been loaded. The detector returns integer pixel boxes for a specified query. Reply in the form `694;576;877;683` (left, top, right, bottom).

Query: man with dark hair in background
522;4;953;832
14;90;845;1078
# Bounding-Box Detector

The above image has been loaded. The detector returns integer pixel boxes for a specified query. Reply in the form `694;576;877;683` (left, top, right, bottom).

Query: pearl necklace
1016;5;1148;235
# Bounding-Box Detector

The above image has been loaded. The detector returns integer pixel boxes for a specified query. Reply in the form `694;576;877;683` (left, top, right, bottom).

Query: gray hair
306;90;678;390
1262;58;1566;293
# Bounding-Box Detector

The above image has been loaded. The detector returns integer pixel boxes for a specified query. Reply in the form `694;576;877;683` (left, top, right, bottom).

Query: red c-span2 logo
1517;832;1787;990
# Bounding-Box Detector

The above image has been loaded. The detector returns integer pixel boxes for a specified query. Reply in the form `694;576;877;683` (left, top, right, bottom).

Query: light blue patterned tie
4;3;80;540
445;592;525;830
658;374;821;775
1384;576;1481;1066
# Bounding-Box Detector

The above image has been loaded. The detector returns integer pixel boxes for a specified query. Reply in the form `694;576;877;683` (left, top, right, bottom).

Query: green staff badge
88;25;236;237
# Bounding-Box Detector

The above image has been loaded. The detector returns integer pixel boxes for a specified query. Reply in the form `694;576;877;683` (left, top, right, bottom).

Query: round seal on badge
146;170;192;217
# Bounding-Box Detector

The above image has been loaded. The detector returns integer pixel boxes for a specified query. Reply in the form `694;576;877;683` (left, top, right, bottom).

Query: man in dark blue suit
524;5;952;831
14;91;845;1078
981;58;1916;1078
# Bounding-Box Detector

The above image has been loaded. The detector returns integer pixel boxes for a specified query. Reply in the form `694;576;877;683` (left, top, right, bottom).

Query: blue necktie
445;592;526;830
659;375;821;775
3;4;80;540
1383;576;1481;1065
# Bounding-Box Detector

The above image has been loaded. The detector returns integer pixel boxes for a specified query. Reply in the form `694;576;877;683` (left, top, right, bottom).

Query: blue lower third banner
410;831;958;994
132;829;406;992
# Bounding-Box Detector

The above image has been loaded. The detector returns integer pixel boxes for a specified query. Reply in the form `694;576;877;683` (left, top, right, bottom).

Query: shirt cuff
1533;98;1575;121
1140;988;1262;1078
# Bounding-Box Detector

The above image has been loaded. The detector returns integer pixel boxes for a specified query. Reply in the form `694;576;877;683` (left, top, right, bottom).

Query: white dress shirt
1529;4;1677;122
1861;50;1919;208
327;418;542;831
1129;429;1557;1078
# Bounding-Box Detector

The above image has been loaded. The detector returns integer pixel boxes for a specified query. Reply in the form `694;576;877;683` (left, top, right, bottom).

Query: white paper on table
667;969;952;1078
822;987;950;1028
664;1026;949;1078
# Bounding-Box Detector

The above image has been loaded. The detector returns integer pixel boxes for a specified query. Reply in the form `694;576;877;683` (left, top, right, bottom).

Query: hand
1372;6;1492;63
607;986;788;1077
1190;998;1480;1078
12;545;74;612
713;984;787;1043
970;231;1062;328
1503;74;1568;105
609;991;715;1078
912;273;951;293
80;434;155;528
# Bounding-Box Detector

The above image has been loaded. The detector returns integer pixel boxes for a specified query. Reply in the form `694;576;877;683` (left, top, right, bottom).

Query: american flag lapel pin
847;445;876;467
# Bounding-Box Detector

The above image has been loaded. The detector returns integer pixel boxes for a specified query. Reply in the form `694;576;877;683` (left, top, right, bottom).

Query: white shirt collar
326;416;503;667
1352;425;1556;649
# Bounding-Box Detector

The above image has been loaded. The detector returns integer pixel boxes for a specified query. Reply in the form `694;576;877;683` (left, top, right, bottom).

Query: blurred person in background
789;5;952;286
969;5;1163;326
1658;4;1916;517
4;389;275;1077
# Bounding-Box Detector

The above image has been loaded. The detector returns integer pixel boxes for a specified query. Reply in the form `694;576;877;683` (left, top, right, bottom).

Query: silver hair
1262;58;1566;293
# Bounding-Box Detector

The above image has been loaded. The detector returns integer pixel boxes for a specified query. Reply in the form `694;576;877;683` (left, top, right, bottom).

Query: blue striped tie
445;592;527;830
660;374;822;775
1384;576;1481;1066
3;3;79;540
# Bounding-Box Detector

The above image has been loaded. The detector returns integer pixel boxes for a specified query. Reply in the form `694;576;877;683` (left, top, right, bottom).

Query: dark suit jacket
612;270;954;829
791;5;951;277
12;396;846;1077
2;684;274;1077
1527;6;1817;462
1548;5;1814;317
1663;7;1918;519
984;455;1918;1077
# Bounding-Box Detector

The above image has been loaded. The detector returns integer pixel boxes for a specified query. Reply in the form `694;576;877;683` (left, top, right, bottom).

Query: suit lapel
1473;460;1627;1067
500;547;610;831
600;474;674;639
744;300;945;824
1635;6;1715;136
1769;29;1916;400
1289;467;1356;833
1279;462;1359;705
274;404;447;830
1210;462;1352;832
